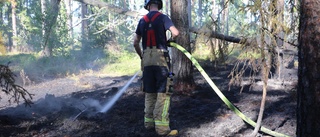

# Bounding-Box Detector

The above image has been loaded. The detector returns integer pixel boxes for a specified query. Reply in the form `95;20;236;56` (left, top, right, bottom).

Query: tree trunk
165;0;169;14
275;0;284;80
41;0;61;57
6;3;13;51
0;5;4;54
210;0;217;64
269;0;284;79
81;3;88;49
171;0;195;94
41;0;47;54
251;1;269;136
64;0;73;39
10;0;17;52
41;0;49;56
187;0;191;27
197;0;202;26
297;0;320;136
218;0;228;63
0;8;2;28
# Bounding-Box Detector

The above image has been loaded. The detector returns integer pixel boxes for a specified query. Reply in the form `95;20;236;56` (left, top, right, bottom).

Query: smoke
81;98;102;111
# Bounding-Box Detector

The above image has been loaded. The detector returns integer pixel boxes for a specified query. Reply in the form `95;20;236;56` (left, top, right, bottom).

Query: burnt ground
0;63;297;137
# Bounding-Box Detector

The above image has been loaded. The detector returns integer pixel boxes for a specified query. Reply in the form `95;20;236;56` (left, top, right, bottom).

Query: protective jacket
136;11;173;93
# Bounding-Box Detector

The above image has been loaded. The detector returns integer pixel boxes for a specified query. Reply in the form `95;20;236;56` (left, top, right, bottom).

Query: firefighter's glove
166;37;176;47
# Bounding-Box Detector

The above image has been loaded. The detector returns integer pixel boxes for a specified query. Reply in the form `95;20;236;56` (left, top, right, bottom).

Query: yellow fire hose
169;42;290;137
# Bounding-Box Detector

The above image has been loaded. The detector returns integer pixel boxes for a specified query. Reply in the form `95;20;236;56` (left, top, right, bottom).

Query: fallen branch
0;64;33;106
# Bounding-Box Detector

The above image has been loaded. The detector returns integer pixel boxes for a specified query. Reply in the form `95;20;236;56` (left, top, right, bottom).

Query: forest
0;0;319;136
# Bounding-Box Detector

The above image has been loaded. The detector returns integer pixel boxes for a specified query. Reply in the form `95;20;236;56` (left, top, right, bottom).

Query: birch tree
9;0;17;51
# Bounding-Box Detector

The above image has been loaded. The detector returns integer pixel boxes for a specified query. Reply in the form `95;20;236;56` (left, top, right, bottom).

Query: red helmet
144;0;163;10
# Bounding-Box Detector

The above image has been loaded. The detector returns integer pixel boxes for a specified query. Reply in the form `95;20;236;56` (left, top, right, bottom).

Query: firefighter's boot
166;130;178;136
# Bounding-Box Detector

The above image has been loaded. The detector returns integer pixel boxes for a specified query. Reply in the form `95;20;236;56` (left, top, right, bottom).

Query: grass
192;44;212;62
191;43;252;63
0;53;37;70
0;50;141;84
0;43;261;81
100;51;141;76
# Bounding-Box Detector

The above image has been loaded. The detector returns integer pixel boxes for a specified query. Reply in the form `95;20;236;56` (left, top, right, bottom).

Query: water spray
71;72;139;120
73;107;88;121
99;71;140;113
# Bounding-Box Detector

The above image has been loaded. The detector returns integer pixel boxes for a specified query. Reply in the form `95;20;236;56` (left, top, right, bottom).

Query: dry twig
0;64;33;106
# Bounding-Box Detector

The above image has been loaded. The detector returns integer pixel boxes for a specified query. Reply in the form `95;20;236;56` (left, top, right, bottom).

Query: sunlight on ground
100;55;141;76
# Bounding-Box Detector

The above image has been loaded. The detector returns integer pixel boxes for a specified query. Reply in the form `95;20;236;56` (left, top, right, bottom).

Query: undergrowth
101;51;140;76
0;50;140;83
0;44;257;84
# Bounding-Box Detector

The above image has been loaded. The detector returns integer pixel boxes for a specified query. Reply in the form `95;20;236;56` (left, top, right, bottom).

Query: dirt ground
0;62;297;137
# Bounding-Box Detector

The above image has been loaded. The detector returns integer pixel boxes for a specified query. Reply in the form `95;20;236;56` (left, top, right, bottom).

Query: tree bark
165;0;169;14
41;0;61;57
190;27;243;44
81;3;89;50
269;0;284;79
187;0;191;27
41;0;47;52
276;0;284;79
197;0;202;26
10;0;17;51
251;2;269;136
6;3;13;51
171;0;195;94
217;0;228;63
0;6;2;25
64;0;73;39
81;3;88;39
297;0;320;136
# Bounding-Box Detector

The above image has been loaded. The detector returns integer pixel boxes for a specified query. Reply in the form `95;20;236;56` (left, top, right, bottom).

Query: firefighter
133;0;179;136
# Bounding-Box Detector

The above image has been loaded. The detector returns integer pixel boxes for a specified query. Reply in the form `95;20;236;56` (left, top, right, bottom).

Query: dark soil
0;63;297;137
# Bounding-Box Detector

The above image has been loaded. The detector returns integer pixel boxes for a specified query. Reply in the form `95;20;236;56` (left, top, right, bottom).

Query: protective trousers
144;92;172;135
142;47;173;135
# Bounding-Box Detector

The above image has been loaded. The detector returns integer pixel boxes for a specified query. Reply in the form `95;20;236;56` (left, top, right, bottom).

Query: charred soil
0;63;297;137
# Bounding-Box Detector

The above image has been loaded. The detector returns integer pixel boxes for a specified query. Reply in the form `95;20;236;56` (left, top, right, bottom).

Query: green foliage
230;46;261;60
192;43;212;61
0;54;36;70
50;6;71;56
14;0;43;52
101;51;140;76
0;46;138;80
0;0;299;77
